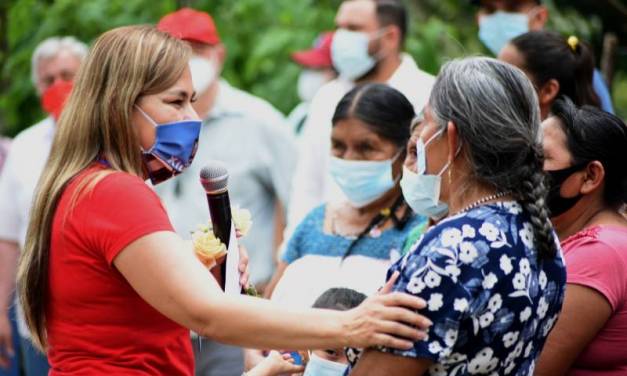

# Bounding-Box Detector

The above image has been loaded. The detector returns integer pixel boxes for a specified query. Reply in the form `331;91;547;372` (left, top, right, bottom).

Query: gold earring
448;162;453;187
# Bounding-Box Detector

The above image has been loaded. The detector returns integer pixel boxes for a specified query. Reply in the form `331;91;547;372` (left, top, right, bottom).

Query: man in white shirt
284;0;436;244
0;36;87;376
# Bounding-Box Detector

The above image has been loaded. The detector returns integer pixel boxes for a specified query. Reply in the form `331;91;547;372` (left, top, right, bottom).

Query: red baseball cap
157;8;221;45
291;32;334;69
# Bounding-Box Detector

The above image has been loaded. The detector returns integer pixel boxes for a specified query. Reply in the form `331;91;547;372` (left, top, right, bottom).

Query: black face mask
546;162;588;217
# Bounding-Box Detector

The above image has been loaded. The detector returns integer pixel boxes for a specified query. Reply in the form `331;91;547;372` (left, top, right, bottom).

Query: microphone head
200;161;229;193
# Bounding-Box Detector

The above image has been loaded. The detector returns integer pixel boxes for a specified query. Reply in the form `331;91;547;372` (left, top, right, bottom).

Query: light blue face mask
478;11;529;55
303;352;348;376
330;151;401;208
331;28;380;81
400;129;451;220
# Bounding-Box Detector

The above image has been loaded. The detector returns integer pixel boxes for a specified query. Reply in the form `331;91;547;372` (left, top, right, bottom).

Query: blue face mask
331;29;379;81
136;106;202;185
400;129;451;220
330;151;401;208
303;352;348;376
478;11;529;55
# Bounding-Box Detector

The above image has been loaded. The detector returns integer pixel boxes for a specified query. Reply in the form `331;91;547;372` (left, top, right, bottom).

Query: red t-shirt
46;165;193;375
562;225;627;376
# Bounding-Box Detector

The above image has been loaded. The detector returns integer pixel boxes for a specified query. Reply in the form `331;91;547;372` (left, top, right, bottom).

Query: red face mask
41;80;74;121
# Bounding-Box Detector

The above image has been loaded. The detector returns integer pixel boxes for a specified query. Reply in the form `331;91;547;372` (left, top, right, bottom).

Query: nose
184;105;201;121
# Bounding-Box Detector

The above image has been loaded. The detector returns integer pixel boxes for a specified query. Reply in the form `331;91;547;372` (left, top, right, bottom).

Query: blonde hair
17;25;191;351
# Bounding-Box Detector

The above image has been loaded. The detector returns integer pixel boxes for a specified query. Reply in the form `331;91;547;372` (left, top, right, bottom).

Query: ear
529;6;549;31
213;43;227;71
538;79;560;107
446;121;460;163
384;25;402;52
580;161;605;195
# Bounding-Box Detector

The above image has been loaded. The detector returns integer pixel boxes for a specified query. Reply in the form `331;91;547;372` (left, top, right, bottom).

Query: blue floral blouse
349;201;567;375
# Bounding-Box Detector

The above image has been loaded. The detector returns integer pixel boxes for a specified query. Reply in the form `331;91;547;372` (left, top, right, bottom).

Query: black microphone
200;161;232;290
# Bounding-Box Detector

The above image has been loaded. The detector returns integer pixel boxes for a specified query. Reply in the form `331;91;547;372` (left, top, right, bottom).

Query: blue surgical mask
400;129;451;220
136;106;202;185
478;11;529;55
330;152;401;208
304;352;348;376
331;29;378;81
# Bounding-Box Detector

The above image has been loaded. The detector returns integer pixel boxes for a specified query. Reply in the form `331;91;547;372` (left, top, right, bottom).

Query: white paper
225;221;242;295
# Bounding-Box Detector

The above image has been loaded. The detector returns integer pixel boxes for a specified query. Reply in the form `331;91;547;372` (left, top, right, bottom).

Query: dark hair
332;83;415;258
332;83;414;148
312;288;368;311
430;57;557;260
551;97;627;208
374;0;408;45
510;31;600;109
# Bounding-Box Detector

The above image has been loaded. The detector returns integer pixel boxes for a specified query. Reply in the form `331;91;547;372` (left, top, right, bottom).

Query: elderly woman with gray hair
348;57;567;375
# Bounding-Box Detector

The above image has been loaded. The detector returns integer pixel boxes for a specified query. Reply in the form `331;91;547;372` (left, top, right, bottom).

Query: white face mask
331;28;385;81
303;352;348;376
297;70;330;102
189;56;218;94
400;129;452;220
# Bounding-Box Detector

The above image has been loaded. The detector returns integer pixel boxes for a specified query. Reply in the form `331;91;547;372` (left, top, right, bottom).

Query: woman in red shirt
16;25;430;375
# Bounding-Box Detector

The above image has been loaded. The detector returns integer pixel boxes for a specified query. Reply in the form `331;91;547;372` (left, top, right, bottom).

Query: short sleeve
564;237;625;311
81;172;174;265
0;151;21;242
281;205;325;264
382;221;487;361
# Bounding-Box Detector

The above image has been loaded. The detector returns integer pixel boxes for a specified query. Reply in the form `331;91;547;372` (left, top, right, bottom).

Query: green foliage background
0;0;624;137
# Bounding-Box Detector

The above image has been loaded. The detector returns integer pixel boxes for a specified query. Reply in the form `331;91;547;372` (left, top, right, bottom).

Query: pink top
562;225;627;376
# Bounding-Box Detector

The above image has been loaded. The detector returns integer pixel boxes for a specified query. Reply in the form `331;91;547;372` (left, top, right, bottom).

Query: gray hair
429;57;556;259
31;36;88;85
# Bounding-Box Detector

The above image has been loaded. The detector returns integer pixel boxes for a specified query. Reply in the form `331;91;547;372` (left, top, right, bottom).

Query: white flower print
454;298;469;312
479;222;499;242
479;312;495;328
503;201;523;215
445;264;461;280
502;331;519;348
428;341;443;354
524;341;533;358
425;271;442;288
407;276;426;294
500;254;513;275
428;293;444;311
539;270;548;290
519;222;535;249
462;224;476;239
441;228;463;247
519;258;531;276
512;272;526;290
482;273;498;289
537;297;549;319
444;329;458;347
467;347;499;374
513;341;524;357
487;294;502;313
459;242;479;264
428;363;447;376
519;307;532;322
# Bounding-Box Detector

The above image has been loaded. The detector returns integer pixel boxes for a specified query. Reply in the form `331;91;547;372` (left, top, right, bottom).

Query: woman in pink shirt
536;97;627;375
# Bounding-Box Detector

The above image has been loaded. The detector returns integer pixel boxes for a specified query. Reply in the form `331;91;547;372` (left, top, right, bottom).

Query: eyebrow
166;89;196;100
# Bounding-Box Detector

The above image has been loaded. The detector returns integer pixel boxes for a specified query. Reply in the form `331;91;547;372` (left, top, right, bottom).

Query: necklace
330;204;394;238
454;191;511;216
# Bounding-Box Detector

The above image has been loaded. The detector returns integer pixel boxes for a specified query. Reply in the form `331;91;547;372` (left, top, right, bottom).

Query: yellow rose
232;207;252;236
192;230;227;268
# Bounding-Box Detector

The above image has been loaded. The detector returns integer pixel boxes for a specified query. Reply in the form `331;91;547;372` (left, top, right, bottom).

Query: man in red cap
0;36;87;376
287;32;337;137
157;9;296;376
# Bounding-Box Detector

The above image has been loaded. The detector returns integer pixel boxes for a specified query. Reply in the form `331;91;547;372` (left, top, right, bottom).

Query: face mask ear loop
435;130;462;177
134;105;158;153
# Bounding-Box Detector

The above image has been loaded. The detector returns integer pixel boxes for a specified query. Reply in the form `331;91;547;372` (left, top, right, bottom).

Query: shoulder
81;170;158;205
563;225;627;273
8;117;54;153
220;81;286;125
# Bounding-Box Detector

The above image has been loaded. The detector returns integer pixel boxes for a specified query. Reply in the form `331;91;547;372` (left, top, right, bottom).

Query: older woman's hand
238;245;250;288
342;272;432;350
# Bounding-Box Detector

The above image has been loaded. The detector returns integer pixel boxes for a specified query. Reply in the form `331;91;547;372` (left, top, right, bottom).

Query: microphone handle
207;191;232;290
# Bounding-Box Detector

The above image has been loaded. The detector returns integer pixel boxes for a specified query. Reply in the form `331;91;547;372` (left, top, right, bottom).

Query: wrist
337;310;352;348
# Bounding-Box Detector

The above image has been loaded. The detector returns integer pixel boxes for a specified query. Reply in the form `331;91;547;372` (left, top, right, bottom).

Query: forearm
0;240;19;311
200;294;346;350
